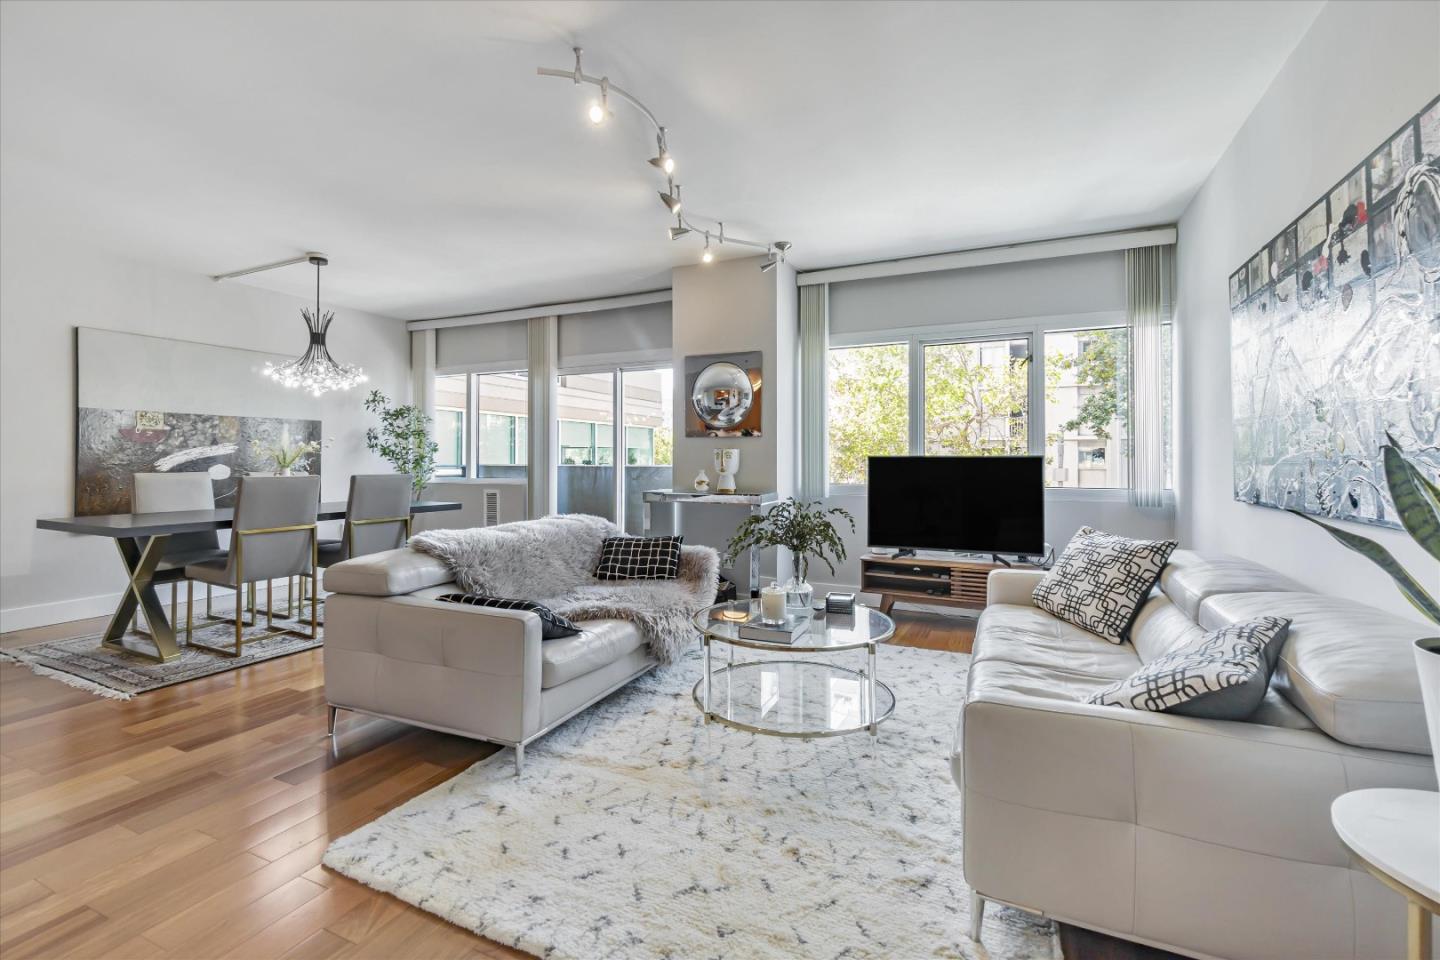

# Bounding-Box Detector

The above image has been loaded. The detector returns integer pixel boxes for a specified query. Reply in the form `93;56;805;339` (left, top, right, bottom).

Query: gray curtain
798;284;829;501
526;315;558;519
1126;246;1172;508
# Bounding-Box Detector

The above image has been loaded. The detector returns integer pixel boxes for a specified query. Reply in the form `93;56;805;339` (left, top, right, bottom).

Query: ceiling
0;0;1322;320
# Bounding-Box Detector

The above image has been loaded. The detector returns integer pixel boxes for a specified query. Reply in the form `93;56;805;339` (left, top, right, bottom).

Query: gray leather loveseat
955;550;1437;960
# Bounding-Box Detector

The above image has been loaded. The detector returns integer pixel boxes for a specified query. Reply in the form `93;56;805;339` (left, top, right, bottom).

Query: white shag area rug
323;644;1060;960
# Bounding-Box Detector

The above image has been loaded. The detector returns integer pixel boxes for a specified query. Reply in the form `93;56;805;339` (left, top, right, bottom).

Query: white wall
669;255;798;585
1176;0;1440;623
0;226;410;631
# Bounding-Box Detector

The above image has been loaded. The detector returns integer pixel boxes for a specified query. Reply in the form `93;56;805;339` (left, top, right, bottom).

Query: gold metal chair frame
187;522;319;658
297;514;412;607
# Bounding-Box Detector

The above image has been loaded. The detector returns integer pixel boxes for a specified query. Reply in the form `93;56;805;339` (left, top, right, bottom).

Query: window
923;337;1030;456
1044;328;1130;488
622;367;673;534
473;372;527;479
434;374;467;476
827;343;908;486
825;319;1171;494
557;372;616;520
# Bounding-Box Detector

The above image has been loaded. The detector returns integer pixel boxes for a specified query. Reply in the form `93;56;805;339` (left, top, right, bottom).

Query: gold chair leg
186;580;194;643
266;580;274;630
170;584;177;634
235;584;245;657
206;584;212;619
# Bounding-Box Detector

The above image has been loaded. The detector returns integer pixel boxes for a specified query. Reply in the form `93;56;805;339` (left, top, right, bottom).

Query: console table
642;489;778;598
859;554;1043;614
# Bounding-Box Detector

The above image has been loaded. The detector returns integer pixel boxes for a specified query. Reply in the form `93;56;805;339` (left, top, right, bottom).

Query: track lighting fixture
647;130;675;174
759;241;792;273
538;46;789;266
659;180;682;215
588;78;610;125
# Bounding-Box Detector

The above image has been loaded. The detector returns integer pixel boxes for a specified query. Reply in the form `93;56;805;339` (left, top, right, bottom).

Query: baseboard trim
0;580;299;635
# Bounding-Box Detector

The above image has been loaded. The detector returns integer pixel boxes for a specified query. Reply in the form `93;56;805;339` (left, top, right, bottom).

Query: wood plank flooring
1;607;1178;960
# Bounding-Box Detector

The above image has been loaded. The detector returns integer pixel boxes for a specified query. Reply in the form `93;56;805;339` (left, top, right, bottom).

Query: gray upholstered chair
132;472;227;634
317;474;413;568
185;475;321;657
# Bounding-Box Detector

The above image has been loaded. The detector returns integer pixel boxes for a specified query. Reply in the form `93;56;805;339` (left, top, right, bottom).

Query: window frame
825;310;1151;498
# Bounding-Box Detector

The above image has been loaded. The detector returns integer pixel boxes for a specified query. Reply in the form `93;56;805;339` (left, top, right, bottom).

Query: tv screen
866;456;1044;555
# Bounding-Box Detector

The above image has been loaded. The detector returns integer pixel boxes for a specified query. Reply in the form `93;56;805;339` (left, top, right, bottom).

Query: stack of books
737;611;811;644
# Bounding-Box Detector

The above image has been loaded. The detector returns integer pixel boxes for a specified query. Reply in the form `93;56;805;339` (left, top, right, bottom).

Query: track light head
659;180;682;214
648;152;675;174
668;224;690;240
588;77;610;124
759;258;777;273
701;232;713;264
759;241;791;273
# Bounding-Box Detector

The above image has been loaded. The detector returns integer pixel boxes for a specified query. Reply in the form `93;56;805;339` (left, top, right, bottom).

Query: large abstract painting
75;328;326;516
76;409;321;515
1231;95;1440;529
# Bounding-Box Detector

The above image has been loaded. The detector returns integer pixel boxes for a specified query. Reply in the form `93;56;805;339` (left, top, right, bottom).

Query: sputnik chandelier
537;47;792;272
212;252;368;397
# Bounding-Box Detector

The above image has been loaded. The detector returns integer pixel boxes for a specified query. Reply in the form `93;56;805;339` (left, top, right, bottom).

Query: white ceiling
0;0;1322;320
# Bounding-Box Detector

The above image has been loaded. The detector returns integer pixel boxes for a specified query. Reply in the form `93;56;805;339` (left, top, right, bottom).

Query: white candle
760;586;786;623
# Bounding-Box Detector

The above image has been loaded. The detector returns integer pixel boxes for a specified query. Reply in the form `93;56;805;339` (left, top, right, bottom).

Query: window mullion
907;336;924;456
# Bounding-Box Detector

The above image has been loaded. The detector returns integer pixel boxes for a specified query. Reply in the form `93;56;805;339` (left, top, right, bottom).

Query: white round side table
1331;788;1439;960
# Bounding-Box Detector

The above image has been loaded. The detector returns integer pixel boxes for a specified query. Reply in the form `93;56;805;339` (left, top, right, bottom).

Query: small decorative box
825;592;856;614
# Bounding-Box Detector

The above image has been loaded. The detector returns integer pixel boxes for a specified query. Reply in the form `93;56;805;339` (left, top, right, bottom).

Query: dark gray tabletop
36;500;461;537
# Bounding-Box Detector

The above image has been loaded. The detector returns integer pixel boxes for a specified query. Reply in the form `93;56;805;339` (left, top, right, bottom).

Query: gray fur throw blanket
409;514;719;664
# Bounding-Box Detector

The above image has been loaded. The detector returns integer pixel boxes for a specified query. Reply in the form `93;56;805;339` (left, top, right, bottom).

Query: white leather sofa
954;550;1438;960
321;548;658;775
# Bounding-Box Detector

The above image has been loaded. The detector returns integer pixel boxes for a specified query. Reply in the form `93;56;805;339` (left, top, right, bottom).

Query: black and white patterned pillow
1085;616;1291;719
594;535;683;581
1031;526;1177;643
435;593;581;640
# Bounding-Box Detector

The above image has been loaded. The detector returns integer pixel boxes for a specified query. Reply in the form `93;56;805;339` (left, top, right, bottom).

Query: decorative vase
278;466;293;477
713;448;739;494
693;469;710;493
783;573;814;612
1415;639;1440;788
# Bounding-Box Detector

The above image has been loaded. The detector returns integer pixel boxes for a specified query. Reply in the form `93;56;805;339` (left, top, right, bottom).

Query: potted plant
265;439;320;476
1290;433;1440;782
726;498;856;611
363;390;438;499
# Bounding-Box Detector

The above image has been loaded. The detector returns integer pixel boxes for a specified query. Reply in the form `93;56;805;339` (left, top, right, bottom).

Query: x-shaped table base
102;536;181;663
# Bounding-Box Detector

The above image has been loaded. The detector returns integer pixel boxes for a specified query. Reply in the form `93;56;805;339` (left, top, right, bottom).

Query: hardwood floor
0;606;1178;960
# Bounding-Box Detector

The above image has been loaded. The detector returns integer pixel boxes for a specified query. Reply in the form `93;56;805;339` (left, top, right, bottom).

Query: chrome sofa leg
969;891;985;940
514;743;525;778
327;704;339;737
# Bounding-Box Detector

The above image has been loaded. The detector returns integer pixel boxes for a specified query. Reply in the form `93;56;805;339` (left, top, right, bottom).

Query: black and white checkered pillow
594;535;683;581
1085;616;1291;719
1032;526;1177;643
435;593;580;639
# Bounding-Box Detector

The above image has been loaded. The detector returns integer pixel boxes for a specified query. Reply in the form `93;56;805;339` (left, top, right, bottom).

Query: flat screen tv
866;455;1044;555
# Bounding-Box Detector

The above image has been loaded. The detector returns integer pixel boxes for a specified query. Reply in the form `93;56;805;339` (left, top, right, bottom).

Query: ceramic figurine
714;448;740;494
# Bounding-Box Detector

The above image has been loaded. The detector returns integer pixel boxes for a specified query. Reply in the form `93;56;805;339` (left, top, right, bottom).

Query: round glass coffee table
691;600;896;738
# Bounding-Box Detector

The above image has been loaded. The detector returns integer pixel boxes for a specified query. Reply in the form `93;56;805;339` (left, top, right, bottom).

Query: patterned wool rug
1;618;323;699
323;644;1060;960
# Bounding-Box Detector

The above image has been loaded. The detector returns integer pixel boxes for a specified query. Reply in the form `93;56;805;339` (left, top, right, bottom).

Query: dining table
35;499;461;662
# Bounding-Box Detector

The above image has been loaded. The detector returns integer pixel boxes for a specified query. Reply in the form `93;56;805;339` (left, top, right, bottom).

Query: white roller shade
436;318;528;372
558;301;671;368
829;251;1125;336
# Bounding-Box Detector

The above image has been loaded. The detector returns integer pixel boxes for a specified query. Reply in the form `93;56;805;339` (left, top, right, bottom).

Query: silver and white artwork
1230;95;1440;528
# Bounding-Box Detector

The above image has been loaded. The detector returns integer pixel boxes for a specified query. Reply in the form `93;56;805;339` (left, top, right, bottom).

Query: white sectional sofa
955;550;1437;960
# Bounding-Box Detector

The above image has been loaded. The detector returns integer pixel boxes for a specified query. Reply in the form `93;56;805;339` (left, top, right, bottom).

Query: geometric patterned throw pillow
1085;616;1292;720
1031;526;1178;643
434;593;581;640
594;535;683;581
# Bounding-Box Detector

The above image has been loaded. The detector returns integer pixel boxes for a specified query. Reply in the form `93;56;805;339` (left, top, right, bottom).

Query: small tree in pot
363;390;437;499
726;498;856;609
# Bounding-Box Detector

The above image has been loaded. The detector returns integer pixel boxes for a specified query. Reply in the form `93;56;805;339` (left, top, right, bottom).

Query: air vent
483;489;500;527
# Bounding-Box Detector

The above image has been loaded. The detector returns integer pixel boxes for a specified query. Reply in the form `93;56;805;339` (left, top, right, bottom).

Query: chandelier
211;252;366;397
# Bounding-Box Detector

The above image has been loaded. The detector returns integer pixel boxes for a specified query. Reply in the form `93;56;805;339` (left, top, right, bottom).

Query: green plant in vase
265;439;320;476
363;390;438;499
726;498;856;611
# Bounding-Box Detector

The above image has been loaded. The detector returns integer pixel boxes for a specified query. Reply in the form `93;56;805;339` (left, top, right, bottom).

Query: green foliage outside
1052;328;1128;440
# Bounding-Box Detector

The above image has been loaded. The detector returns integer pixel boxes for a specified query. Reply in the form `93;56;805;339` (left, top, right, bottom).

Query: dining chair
299;474;413;605
131;472;227;639
185;475;320;657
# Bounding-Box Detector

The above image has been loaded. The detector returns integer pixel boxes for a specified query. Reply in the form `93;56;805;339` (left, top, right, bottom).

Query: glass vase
783;576;814;612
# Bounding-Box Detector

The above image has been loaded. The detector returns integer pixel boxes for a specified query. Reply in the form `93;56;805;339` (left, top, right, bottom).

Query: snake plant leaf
1288;509;1440;626
1382;443;1440;563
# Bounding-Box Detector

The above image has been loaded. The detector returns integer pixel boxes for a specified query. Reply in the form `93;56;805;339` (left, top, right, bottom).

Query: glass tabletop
693;659;896;738
693;600;895;652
